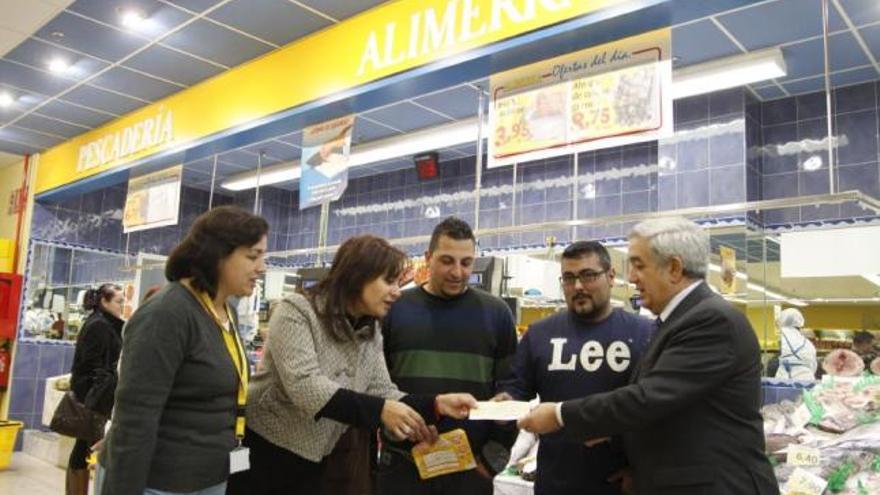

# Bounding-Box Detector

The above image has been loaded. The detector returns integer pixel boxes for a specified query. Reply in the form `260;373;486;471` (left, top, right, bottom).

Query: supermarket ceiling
1;0;880;160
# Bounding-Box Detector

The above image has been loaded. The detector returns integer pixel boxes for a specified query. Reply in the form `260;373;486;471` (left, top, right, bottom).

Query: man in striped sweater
378;217;518;495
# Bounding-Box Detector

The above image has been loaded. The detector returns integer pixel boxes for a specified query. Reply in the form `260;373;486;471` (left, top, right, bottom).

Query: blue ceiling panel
352;117;399;143
672;20;743;67
218;149;262;168
0;60;77;96
183;156;214;173
831;67;879;88
0;84;49;112
753;85;787;100
414;86;480;120
35;12;149;62
208;0;333;46
0;109;23;125
162;0;225;14
91;67;183;101
780;32;871;81
39;100;115;127
4;38;110;81
182;166;211;182
781;77;824;95
184;157;252;178
717;0;846;51
0;138;40;155
295;0;386;20
16;113;90;138
63;84;145;114
449;143;478;156
837;0;880;27
367;158;413;176
363;102;452;133
67;0;193;37
240;140;301;161
0;126;63;148
275;131;302;147
860;25;880;61
124;44;224;85
162;20;274;67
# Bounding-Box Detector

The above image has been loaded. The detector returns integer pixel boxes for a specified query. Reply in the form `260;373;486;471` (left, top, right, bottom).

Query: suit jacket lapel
630;282;713;382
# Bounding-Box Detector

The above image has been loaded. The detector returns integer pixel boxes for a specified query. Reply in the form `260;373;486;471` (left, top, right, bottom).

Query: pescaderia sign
36;0;626;195
77;108;174;173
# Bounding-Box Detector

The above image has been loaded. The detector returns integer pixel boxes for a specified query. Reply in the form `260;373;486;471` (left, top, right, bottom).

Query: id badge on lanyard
184;283;250;473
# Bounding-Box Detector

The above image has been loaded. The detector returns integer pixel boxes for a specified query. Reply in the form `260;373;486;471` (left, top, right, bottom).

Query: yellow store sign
36;0;626;194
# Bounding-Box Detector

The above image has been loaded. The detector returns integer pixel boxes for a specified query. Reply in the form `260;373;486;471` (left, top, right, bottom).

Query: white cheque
468;401;532;421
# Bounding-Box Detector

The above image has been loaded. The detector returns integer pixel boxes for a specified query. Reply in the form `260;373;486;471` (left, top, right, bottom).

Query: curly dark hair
165;206;269;298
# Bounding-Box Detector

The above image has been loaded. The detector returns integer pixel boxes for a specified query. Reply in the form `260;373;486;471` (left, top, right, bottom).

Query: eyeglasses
559;269;608;286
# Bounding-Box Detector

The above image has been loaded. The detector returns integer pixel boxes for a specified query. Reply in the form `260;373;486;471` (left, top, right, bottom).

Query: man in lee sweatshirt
501;241;654;495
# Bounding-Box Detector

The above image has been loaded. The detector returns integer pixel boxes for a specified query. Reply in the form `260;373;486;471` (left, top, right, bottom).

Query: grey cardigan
101;282;240;495
246;293;404;462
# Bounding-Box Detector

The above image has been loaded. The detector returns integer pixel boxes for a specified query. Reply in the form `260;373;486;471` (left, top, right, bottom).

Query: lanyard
184;283;249;442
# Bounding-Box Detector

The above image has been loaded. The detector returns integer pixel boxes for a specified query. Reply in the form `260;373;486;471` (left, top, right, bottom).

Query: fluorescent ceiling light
221;117;481;191
707;262;806;306
223;50;786;190
0;93;12;107
47;58;69;73
672;48;786;99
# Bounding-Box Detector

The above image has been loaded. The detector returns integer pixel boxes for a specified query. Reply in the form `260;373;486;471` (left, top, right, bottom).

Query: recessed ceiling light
47;58;69;73
0;93;13;107
120;10;145;28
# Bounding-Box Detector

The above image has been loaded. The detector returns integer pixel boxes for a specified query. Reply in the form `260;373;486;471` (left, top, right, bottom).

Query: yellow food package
411;429;476;480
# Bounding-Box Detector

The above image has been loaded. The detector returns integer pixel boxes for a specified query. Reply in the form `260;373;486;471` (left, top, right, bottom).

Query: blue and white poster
299;115;355;209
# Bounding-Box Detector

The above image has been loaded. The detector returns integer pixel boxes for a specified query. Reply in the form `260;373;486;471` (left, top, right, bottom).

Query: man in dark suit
517;217;778;495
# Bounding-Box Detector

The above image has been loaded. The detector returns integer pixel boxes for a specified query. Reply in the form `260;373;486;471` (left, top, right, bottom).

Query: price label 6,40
787;444;820;467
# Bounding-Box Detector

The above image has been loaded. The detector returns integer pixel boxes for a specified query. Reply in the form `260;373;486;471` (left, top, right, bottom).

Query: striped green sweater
382;285;517;451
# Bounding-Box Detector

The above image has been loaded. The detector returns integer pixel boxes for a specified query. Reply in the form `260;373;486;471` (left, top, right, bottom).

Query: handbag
50;391;107;442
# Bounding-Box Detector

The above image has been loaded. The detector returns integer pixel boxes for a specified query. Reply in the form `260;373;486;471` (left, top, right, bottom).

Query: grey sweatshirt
100;282;240;494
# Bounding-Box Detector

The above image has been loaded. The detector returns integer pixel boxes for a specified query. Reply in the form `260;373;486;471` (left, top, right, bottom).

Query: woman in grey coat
228;235;476;495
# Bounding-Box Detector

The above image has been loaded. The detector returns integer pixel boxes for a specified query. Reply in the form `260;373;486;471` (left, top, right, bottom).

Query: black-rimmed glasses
559;269;608;286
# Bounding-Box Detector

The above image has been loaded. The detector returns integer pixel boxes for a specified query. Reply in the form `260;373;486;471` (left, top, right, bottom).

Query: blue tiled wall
659;88;748;212
32;185;231;254
8;341;76;445
760;81;880;226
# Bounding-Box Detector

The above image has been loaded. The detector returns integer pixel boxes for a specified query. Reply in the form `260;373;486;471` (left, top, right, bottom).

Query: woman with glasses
66;283;125;495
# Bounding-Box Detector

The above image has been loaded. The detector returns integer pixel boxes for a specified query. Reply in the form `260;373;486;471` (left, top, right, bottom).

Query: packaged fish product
804;376;880;434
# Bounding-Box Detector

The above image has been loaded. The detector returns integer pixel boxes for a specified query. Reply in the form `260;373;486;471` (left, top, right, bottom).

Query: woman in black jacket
67;283;125;495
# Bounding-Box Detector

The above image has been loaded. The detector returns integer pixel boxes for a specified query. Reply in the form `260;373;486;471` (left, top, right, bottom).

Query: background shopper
67;283;125;495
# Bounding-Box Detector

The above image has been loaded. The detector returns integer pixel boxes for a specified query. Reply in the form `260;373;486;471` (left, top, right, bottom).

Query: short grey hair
629;217;709;279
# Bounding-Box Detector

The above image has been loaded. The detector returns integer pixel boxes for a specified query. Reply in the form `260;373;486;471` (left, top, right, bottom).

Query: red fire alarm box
414;152;439;181
0;273;23;340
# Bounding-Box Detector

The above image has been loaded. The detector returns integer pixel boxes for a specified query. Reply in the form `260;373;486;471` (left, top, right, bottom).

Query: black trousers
227;428;325;495
68;438;90;470
374;448;492;495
